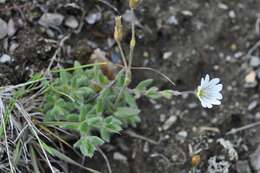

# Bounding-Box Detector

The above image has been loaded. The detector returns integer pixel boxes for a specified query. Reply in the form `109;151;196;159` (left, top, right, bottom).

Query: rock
188;102;198;108
245;71;257;88
250;56;260;67
163;116;177;130
248;101;258;111
250;145;260;171
166;16;178;25
0;54;11;63
177;130;188;139
229;10;236;18
256;68;260;79
234;52;243;59
113;152;128;162
163;52;173;60
236;160;251;173
218;3;229;10
64;16;79;29
39;13;64;27
85;11;101;24
0;18;8;39
8;18;16;37
181;10;193;16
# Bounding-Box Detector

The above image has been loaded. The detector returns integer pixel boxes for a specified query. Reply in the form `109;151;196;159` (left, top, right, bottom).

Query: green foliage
43;61;140;157
43;61;174;157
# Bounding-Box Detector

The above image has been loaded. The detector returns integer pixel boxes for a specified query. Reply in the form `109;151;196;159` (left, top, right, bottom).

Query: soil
1;0;260;173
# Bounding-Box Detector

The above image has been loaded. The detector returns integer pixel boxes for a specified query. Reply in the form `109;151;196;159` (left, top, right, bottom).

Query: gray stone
177;130;188;139
250;56;260;67
0;18;8;39
256;68;260;79
113;152;127;162
0;54;11;63
163;116;177;130
236;160;251;173
250;145;260;171
39;13;64;27
85;11;101;24
8;18;17;37
166;16;178;25
64;16;79;29
248;100;258;111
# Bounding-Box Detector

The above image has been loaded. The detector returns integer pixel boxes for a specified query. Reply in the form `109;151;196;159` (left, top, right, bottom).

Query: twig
125;130;159;145
46;34;71;72
97;148;112;173
226;121;260;135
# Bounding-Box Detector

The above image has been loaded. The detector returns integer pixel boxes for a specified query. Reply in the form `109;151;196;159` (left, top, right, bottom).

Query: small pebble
39;13;64;27
0;18;8;39
248;101;258;111
0;54;11;63
250;56;260;67
181;10;193;16
163;52;173;60
256;68;260;79
160;114;166;122
8;18;17;37
218;3;229;10
143;142;149;153
64;16;79;29
163;116;177;130
255;112;260;120
113;152;128;162
85;11;101;24
234;52;243;59
229;10;236;18
245;71;257;87
166;16;178;25
177;131;188;139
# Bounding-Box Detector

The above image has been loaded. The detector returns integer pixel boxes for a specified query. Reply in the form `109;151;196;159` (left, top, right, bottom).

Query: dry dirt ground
1;0;260;173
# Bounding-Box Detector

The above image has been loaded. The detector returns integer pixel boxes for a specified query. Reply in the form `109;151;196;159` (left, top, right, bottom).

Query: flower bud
129;0;139;9
114;16;123;42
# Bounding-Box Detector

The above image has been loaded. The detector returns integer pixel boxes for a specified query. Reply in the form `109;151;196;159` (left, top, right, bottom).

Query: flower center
196;86;205;98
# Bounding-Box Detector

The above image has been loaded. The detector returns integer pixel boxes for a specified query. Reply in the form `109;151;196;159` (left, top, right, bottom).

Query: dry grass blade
41;143;101;173
29;145;41;173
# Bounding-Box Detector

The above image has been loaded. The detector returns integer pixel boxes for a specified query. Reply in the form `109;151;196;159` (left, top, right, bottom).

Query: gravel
0;18;8;39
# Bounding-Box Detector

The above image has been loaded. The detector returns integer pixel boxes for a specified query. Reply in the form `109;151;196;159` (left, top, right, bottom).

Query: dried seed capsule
129;0;139;9
114;16;123;42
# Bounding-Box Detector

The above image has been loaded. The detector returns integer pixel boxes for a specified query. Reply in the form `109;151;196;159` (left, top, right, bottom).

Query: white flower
196;74;223;108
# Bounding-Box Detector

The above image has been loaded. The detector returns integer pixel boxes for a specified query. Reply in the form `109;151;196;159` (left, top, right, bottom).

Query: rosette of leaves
43;62;174;157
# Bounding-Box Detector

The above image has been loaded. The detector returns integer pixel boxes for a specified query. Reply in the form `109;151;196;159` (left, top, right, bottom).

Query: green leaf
88;136;104;146
124;91;137;108
96;96;104;114
145;87;161;99
115;70;126;87
114;107;140;117
87;117;103;127
100;127;111;142
79;121;89;133
75;136;104;157
114;107;141;126
160;90;174;99
136;79;153;92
